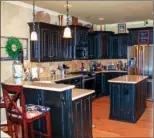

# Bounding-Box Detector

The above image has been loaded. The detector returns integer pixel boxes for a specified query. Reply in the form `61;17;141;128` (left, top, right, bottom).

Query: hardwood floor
92;96;153;138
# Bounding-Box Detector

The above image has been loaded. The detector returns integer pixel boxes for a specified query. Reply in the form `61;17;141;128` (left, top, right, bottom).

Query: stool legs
23;121;28;138
29;123;35;138
46;112;52;138
8;120;13;137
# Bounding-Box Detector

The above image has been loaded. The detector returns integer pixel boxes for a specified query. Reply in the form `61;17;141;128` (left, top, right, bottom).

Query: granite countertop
95;70;128;74
108;75;148;84
3;77;75;92
72;88;95;101
39;74;83;82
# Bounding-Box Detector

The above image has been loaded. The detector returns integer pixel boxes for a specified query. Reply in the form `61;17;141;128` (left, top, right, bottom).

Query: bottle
18;49;24;64
12;60;23;78
81;63;84;72
28;68;32;82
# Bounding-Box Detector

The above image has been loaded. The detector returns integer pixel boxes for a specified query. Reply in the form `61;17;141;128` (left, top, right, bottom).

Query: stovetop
69;71;96;77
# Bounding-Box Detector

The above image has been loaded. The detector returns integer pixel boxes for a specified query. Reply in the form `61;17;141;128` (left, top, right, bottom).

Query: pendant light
31;1;38;41
63;0;72;38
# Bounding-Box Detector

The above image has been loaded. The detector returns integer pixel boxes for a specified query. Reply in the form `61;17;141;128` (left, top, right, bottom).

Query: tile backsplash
24;59;127;78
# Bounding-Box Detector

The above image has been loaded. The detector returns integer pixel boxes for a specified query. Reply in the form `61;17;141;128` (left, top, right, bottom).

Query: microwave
75;47;88;59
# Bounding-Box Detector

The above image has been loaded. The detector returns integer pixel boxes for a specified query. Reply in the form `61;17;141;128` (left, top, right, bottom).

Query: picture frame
118;23;126;33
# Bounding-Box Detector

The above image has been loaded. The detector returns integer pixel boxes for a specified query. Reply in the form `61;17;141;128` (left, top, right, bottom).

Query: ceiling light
64;4;72;8
31;1;38;41
98;18;104;21
63;0;72;39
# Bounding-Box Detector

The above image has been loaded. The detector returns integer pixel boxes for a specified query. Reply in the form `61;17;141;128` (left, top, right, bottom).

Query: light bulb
31;31;38;41
63;27;72;38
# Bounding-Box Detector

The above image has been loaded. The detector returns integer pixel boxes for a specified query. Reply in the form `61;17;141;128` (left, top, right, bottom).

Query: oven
82;75;96;99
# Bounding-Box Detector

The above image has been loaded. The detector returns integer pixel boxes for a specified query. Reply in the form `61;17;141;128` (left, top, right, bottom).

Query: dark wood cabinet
23;88;72;138
72;95;92;138
109;34;128;59
28;22;72;62
109;79;147;123
88;31;114;59
88;33;97;59
95;72;128;97
96;31;114;59
128;27;153;45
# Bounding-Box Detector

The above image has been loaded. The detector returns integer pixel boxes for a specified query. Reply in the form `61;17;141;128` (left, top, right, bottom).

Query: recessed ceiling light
64;4;72;8
98;17;104;21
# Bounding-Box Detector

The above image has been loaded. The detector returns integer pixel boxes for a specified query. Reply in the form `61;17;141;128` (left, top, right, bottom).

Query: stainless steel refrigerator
127;45;153;101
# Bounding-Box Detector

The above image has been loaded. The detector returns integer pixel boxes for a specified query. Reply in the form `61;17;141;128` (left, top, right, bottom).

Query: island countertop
108;75;148;84
72;88;95;101
3;77;75;92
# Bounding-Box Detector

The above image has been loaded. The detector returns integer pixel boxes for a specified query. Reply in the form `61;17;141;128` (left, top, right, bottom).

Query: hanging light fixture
63;0;72;38
31;1;38;41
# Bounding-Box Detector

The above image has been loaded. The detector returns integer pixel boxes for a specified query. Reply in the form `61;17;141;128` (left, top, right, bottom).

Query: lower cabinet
95;72;128;97
109;80;147;123
72;95;92;138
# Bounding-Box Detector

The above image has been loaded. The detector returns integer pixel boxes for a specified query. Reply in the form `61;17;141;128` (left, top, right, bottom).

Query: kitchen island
3;78;94;138
108;75;148;123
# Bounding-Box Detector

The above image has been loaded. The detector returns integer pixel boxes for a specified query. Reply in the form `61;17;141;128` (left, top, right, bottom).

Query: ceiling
24;1;153;24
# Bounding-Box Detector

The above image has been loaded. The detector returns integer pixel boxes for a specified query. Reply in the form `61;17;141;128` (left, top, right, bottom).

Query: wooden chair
1;83;52;138
0;96;8;129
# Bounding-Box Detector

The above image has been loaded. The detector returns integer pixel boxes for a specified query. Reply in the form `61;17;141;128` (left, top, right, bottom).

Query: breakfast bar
4;78;94;138
108;75;148;123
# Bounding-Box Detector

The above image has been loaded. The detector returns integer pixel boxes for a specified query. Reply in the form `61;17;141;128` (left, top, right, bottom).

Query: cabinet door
110;84;121;115
121;85;132;117
129;33;138;45
61;38;72;60
118;36;128;59
40;29;51;61
50;31;59;60
99;35;109;59
83;96;92;138
72;99;83;138
112;37;119;58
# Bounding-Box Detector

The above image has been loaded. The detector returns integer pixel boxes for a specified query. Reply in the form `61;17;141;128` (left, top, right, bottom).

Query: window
0;36;28;61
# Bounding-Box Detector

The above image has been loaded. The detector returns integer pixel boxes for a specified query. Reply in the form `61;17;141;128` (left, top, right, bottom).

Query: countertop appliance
75;47;88;59
127;45;153;101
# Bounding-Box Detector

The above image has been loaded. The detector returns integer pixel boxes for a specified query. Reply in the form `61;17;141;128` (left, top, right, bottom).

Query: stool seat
12;104;50;119
1;83;52;138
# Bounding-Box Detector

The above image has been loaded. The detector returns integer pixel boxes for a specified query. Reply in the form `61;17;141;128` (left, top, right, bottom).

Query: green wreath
5;37;23;59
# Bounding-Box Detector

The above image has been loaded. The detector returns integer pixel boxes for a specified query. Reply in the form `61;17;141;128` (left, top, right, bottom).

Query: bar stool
1;83;52;138
0;96;8;129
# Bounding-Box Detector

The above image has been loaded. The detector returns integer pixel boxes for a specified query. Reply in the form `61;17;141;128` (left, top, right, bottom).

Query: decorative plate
36;11;50;23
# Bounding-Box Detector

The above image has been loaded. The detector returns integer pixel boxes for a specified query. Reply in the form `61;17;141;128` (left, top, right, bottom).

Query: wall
95;20;153;33
0;1;91;123
24;59;127;78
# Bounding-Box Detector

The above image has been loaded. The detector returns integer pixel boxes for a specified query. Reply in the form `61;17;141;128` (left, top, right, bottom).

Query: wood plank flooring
92;96;153;138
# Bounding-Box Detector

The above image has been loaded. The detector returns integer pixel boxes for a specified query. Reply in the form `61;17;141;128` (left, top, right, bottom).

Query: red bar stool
1;83;52;138
0;96;8;129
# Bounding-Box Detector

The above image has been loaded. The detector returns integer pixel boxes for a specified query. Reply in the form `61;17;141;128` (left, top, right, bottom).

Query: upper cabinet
109;34;129;59
69;25;90;59
127;27;153;46
28;22;72;62
88;31;114;59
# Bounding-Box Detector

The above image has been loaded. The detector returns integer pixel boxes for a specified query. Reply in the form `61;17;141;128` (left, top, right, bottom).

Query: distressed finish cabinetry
72;95;92;138
28;22;72;62
109;79;147;123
